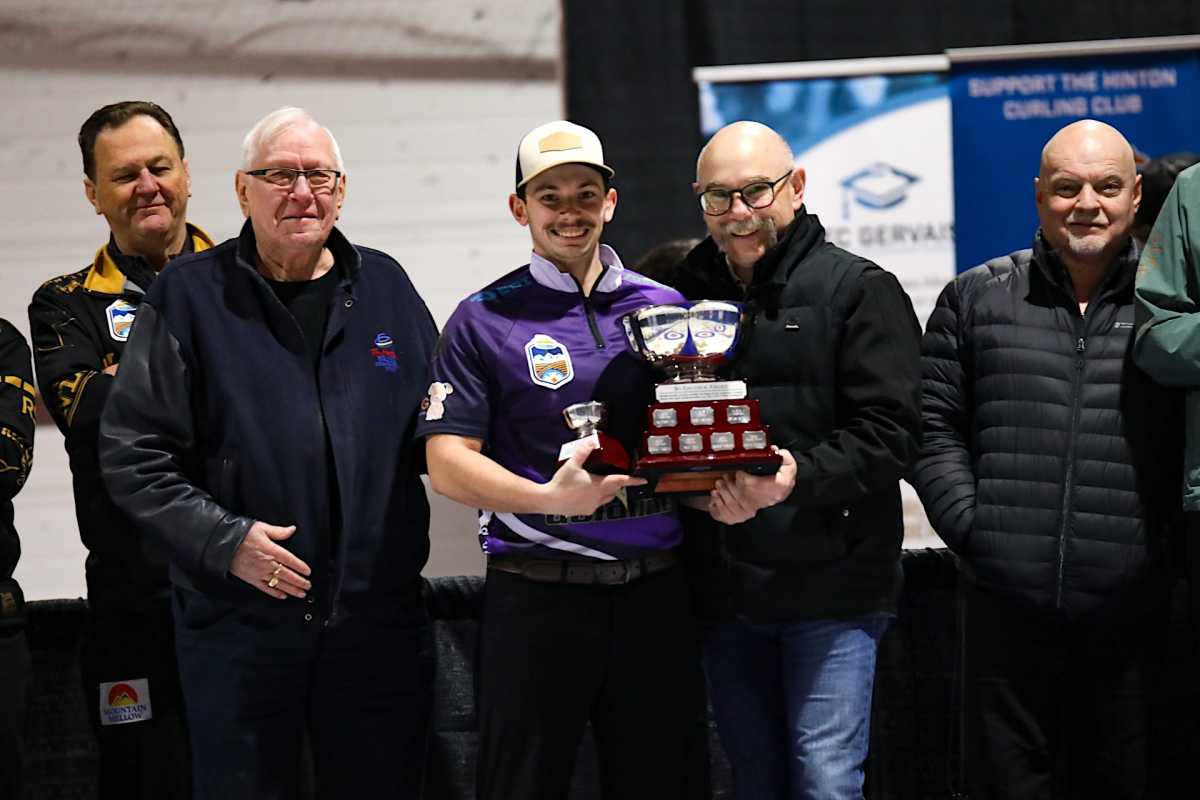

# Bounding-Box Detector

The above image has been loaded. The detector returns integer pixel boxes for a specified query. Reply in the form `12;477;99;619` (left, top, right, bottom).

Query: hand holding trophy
557;400;633;475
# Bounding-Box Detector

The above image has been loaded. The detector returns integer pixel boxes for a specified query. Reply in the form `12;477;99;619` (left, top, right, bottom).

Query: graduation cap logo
841;162;920;219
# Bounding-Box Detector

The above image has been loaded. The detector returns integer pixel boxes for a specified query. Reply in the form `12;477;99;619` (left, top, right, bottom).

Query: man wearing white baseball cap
422;120;706;798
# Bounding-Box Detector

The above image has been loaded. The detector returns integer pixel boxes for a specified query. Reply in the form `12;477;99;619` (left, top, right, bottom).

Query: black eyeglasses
245;168;342;192
698;170;793;216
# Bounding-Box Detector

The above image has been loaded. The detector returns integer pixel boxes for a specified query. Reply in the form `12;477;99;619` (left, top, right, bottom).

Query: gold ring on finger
267;575;280;588
271;563;283;578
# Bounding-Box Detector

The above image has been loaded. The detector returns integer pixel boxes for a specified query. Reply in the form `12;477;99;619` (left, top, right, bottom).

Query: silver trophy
563;401;607;437
622;300;746;399
557;401;631;474
620;300;780;492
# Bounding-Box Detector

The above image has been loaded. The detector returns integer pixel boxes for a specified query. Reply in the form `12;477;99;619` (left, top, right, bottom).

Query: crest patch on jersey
106;299;137;342
524;334;574;389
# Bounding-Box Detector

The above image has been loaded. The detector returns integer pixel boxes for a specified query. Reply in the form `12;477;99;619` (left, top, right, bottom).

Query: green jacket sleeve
1134;165;1200;386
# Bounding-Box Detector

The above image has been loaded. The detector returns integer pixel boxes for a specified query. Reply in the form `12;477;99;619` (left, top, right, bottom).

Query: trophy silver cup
621;300;781;493
557;401;632;475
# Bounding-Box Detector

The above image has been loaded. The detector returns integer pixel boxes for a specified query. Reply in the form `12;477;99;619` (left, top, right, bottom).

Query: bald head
696;121;794;182
694;121;805;275
1035;119;1141;272
1039;119;1136;183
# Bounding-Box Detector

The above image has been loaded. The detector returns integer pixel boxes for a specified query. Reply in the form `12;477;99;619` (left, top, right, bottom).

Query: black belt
487;550;680;585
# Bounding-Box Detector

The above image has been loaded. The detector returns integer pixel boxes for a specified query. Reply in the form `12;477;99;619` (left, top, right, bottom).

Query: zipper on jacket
582;295;606;349
1055;320;1087;611
575;264;609;349
259;274;341;620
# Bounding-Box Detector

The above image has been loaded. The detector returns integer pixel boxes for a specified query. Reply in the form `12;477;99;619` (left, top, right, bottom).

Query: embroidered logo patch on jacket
371;332;399;373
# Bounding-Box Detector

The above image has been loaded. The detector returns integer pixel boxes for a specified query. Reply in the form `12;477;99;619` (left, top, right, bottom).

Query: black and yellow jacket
28;223;213;611
0;319;35;630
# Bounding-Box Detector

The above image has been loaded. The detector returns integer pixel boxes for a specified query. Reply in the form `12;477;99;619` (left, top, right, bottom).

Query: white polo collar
529;244;625;294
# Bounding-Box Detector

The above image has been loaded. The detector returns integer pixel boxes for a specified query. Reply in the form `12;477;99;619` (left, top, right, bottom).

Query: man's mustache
721;216;777;239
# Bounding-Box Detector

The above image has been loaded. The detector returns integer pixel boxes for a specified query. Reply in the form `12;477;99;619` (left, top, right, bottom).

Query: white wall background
1;64;562;599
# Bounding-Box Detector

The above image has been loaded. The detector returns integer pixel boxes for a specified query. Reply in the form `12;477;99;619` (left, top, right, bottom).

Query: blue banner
950;50;1200;271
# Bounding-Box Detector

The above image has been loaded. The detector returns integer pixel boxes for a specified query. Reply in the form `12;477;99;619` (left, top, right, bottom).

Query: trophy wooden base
634;450;782;494
631;393;782;494
647;470;730;493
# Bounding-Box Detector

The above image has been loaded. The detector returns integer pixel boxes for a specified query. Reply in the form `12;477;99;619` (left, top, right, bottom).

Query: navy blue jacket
99;222;437;622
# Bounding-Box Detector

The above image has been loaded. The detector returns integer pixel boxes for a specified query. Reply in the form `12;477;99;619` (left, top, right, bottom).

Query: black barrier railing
16;549;1198;799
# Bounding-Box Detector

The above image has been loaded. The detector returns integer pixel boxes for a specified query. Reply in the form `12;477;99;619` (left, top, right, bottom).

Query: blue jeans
703;615;890;800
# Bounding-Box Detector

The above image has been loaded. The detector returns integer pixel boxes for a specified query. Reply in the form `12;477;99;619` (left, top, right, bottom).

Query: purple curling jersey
418;245;685;560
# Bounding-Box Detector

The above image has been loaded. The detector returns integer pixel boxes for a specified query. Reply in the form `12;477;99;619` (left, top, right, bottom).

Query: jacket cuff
201;512;255;579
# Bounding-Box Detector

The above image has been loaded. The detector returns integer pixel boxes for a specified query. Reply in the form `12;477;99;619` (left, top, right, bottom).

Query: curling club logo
524;334;574;389
106;299;137;341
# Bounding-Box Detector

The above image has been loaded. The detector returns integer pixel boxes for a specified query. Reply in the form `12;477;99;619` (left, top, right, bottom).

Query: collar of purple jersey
529;244;625;294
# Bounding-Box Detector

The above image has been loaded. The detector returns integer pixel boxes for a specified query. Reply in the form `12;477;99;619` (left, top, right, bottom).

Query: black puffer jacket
671;212;922;623
914;233;1179;623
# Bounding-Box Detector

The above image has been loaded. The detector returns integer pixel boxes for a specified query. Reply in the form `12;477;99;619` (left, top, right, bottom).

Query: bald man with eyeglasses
667;121;922;800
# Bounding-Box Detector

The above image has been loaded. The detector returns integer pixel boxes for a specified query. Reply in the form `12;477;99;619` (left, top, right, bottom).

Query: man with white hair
671;120;922;800
98;107;439;799
916;119;1178;799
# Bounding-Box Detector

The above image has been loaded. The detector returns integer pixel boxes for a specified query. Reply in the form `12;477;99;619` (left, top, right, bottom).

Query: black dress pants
80;603;192;800
476;565;706;800
174;590;433;800
0;628;30;800
961;582;1164;800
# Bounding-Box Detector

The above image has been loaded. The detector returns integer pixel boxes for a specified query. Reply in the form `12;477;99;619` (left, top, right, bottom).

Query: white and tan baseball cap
515;120;614;190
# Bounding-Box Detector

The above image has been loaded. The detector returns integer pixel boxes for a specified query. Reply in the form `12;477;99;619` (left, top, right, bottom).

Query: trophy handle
625;314;651;356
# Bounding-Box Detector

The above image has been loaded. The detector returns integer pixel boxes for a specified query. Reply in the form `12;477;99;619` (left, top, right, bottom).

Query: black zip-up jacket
671;212;922;623
913;233;1179;623
98;222;437;622
0;320;35;630
28;225;213;612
